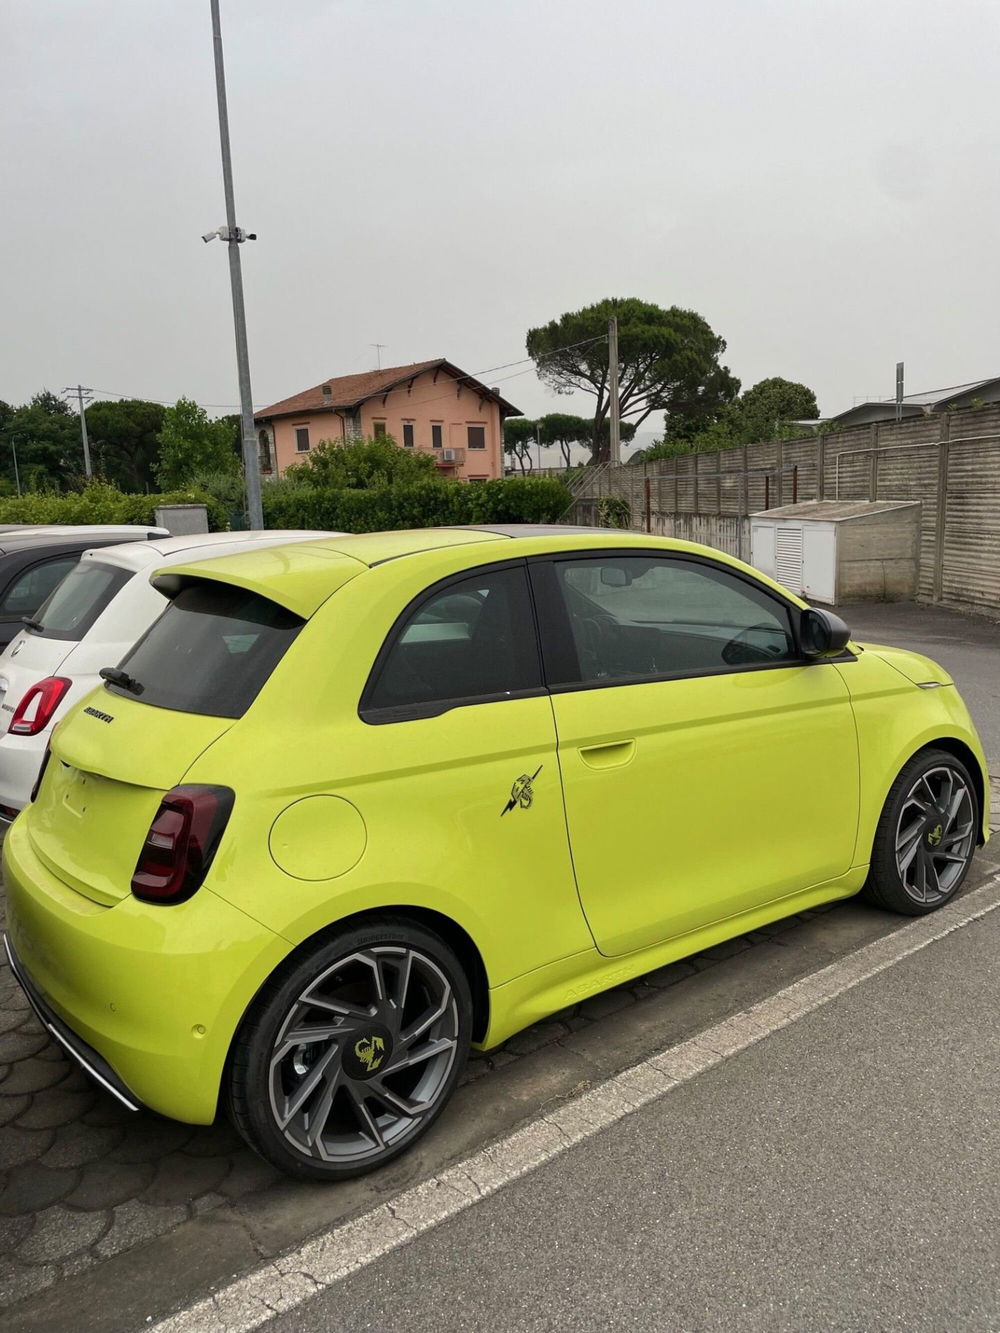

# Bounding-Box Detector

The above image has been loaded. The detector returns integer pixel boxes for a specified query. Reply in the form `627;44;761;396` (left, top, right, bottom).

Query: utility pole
371;343;387;370
895;361;904;423
207;0;263;529
9;433;23;497
63;385;93;477
608;316;621;464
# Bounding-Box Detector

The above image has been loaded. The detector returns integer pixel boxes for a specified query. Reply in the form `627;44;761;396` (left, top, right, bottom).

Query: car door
532;551;859;957
347;560;592;986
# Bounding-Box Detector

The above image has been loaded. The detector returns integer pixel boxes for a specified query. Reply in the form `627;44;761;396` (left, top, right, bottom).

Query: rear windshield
29;561;132;642
108;581;304;719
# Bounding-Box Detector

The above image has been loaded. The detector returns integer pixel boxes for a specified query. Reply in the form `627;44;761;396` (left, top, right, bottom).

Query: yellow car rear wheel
227;918;472;1180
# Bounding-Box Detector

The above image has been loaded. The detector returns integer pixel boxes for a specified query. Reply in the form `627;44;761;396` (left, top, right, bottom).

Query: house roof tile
254;359;522;421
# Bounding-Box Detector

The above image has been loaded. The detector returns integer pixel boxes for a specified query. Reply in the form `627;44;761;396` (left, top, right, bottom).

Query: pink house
254;359;522;481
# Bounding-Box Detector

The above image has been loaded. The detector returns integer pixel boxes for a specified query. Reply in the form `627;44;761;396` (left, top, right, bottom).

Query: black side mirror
800;607;851;659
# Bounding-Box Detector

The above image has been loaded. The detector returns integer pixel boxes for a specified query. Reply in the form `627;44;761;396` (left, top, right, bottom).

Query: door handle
578;739;636;770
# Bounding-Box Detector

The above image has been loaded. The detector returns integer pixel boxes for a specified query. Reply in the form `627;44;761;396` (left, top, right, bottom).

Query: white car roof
79;530;337;573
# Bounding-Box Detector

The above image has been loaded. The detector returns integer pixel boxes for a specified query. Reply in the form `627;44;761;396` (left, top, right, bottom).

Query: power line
85;333;609;419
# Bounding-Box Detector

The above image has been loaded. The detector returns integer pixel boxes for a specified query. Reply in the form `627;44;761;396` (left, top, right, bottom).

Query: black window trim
358;557;547;725
359;547;856;726
527;548;856;695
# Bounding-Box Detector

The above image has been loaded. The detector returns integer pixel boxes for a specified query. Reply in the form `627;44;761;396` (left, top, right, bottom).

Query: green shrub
261;476;571;533
598;495;632;529
0;482;228;532
285;436;440;489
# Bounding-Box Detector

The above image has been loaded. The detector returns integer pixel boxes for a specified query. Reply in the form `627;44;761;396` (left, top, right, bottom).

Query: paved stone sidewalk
3;777;997;1312
0;890;845;1307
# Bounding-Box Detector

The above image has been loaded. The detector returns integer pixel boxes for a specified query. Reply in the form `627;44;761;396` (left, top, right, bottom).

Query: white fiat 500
0;529;332;819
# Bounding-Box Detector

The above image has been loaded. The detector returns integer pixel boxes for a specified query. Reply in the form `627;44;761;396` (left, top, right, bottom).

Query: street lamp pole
208;0;263;529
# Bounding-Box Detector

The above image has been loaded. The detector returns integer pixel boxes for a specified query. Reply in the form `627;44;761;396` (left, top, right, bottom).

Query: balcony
436;447;465;467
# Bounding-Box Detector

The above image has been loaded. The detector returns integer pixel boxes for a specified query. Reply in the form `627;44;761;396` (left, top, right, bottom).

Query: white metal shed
750;500;921;604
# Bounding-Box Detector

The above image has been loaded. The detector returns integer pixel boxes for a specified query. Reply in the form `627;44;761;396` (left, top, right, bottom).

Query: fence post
739;445;749;560
692;453;700;513
644;476;652;533
816;430;826;500
869;423;879;500
775;439;784;507
933;413;950;602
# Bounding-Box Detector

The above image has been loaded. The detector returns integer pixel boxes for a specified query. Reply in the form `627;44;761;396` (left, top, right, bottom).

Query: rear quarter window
108;581;304;718
30;561;132;641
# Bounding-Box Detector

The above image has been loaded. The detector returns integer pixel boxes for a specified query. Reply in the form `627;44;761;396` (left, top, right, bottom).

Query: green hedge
0;483;228;532
261;477;572;532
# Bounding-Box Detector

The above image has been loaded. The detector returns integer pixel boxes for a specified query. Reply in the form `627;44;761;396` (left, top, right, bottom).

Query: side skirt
477;867;867;1049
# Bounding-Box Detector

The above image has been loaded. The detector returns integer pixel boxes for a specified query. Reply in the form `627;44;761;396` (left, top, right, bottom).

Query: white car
0;529;333;820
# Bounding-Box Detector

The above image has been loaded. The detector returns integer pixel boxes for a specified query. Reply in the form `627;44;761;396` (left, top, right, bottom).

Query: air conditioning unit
442;449;457;462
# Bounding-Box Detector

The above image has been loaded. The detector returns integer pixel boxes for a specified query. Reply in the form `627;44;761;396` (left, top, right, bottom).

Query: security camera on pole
203;0;263;530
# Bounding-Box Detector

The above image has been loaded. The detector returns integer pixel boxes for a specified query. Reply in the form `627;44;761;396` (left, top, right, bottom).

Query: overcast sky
4;0;1000;460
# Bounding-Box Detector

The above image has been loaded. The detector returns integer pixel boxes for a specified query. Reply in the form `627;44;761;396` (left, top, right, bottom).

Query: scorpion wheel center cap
342;1022;393;1081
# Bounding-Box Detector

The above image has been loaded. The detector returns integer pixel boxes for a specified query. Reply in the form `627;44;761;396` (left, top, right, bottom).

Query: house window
431;424;443;449
467;425;486;450
373;421;387;439
402;422;414;448
468;476;487;483
294;426;310;453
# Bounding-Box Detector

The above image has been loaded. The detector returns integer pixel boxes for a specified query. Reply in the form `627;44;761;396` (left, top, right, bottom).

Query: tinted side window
550;556;796;685
363;566;541;719
0;556;79;617
30;562;132;642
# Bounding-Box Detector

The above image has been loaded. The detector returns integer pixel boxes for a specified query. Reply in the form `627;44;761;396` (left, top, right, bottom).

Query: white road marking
152;873;1000;1333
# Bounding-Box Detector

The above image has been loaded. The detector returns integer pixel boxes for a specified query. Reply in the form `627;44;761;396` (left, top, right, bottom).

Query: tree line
0;392;243;495
518;297;819;465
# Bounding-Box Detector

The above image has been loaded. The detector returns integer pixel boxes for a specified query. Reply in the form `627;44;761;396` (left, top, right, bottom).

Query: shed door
750;522;776;578
802;525;836;603
774;524;804;595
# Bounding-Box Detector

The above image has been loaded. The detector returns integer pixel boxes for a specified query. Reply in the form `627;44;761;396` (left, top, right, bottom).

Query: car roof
0;528;165;556
151;526;726;621
81;529;335;574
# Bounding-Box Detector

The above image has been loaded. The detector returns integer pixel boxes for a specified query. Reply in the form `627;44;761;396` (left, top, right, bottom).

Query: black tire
227;917;472;1181
862;748;979;916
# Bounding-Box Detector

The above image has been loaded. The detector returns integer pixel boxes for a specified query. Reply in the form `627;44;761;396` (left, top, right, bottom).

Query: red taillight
30;743;53;803
9;677;72;736
130;785;235;905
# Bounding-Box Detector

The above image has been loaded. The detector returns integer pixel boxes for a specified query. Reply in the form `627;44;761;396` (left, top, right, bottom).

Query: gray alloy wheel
893;764;976;907
229;922;471;1180
863;748;979;916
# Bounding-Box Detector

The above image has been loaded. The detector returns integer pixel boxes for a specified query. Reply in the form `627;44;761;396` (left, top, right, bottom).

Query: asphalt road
271;900;1000;1333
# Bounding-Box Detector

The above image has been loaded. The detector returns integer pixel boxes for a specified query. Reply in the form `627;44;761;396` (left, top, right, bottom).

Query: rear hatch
27;576;312;905
30;697;234;906
0;560;133;728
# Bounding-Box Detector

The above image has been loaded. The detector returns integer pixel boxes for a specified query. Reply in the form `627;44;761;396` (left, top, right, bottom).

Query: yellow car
3;527;989;1180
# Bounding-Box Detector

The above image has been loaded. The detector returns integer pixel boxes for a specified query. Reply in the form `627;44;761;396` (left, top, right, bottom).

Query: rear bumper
0;729;48;818
2;814;290;1124
3;933;141;1110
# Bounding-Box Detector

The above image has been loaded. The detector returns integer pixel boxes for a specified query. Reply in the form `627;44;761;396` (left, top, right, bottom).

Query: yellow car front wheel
227;918;472;1180
863;748;978;916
